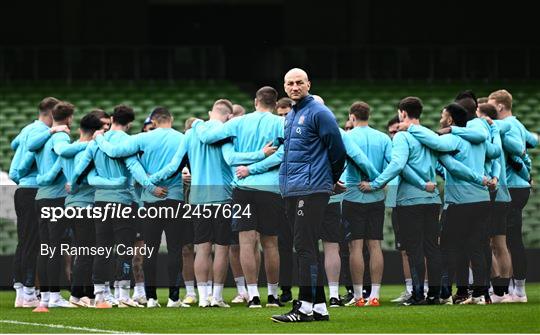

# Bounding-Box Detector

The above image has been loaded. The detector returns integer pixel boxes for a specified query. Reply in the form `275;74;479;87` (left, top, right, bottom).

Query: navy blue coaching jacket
279;95;346;197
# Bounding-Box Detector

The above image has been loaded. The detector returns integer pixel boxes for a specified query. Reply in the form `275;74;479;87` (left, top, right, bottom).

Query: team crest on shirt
298;116;305;125
298;200;304;208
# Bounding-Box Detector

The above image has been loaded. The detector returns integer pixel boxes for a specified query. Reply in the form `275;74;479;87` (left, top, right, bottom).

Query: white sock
40;292;50;307
508;280;515;295
234;276;247;295
134;282;145;297
114;281;120;299
370;284;381;299
328;282;339;299
119;280;131;301
299;300;313;314
424;280;429;293
103;281;111;295
185;280;196;296
405;278;412;294
514;279;526;297
313;302;328;315
94;284;106;302
468;268;474;285
247;284;259;300
23;286;36;300
207;280;213;296
353;284;363;300
50;291;60;302
267;282;279;299
213;284;224;301
197;282;207;302
14;282;23;300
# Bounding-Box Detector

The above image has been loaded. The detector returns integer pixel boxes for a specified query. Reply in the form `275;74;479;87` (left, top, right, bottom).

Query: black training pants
396;204;442;300
93;202;136;285
13;187;39;288
507;188;530;281
443;202;490;297
285;193;329;304
70;211;96;299
143;200;185;301
278;204;294;288
36;197;68;293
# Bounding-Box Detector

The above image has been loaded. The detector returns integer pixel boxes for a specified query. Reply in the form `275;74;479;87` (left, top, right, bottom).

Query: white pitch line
0;319;136;334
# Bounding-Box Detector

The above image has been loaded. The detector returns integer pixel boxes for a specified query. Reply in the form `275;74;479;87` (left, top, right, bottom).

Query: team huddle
8;68;537;323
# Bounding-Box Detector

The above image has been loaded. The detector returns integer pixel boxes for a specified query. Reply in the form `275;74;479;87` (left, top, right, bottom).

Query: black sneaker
279;290;292;304
400;296;427;306
248;296;262;308
452;293;469;305
329;297;342;308
267;295;285;307
313;310;330;321
271;300;314;323
341;292;354;304
426;296;441;305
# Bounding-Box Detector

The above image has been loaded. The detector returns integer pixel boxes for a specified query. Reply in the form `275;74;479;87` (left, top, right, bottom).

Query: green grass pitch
1;284;539;333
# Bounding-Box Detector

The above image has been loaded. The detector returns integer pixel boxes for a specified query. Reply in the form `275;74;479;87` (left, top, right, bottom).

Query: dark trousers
93;202;136;285
70;211;95;299
143;200;184;301
36;197;68;293
396;204;442;300
13;187;39;288
507;188;530;280
285;193;329;304
278;205;294;289
442;202;490;297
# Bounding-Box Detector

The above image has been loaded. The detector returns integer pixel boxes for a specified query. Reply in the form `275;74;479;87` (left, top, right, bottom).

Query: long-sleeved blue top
191;111;285;194
343;126;391;203
369;125;442;206
501;116;536;188
407;124;490;204
35;141;126;207
72;130;156;205
32;131;78;200
150;121;267;203
8;120;50;187
94;127;185;203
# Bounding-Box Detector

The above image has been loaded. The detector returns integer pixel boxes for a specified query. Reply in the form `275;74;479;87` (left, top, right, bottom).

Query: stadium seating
0;80;538;253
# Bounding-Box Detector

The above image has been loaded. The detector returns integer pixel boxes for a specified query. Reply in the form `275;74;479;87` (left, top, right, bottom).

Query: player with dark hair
403;102;494;304
385;115;413;303
276;97;293;117
27;101;85;309
92;106;190;308
72;104;164;308
9;97;66;308
361;97;442;306
90;109;111;131
36;113;124;307
342;101;390;307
